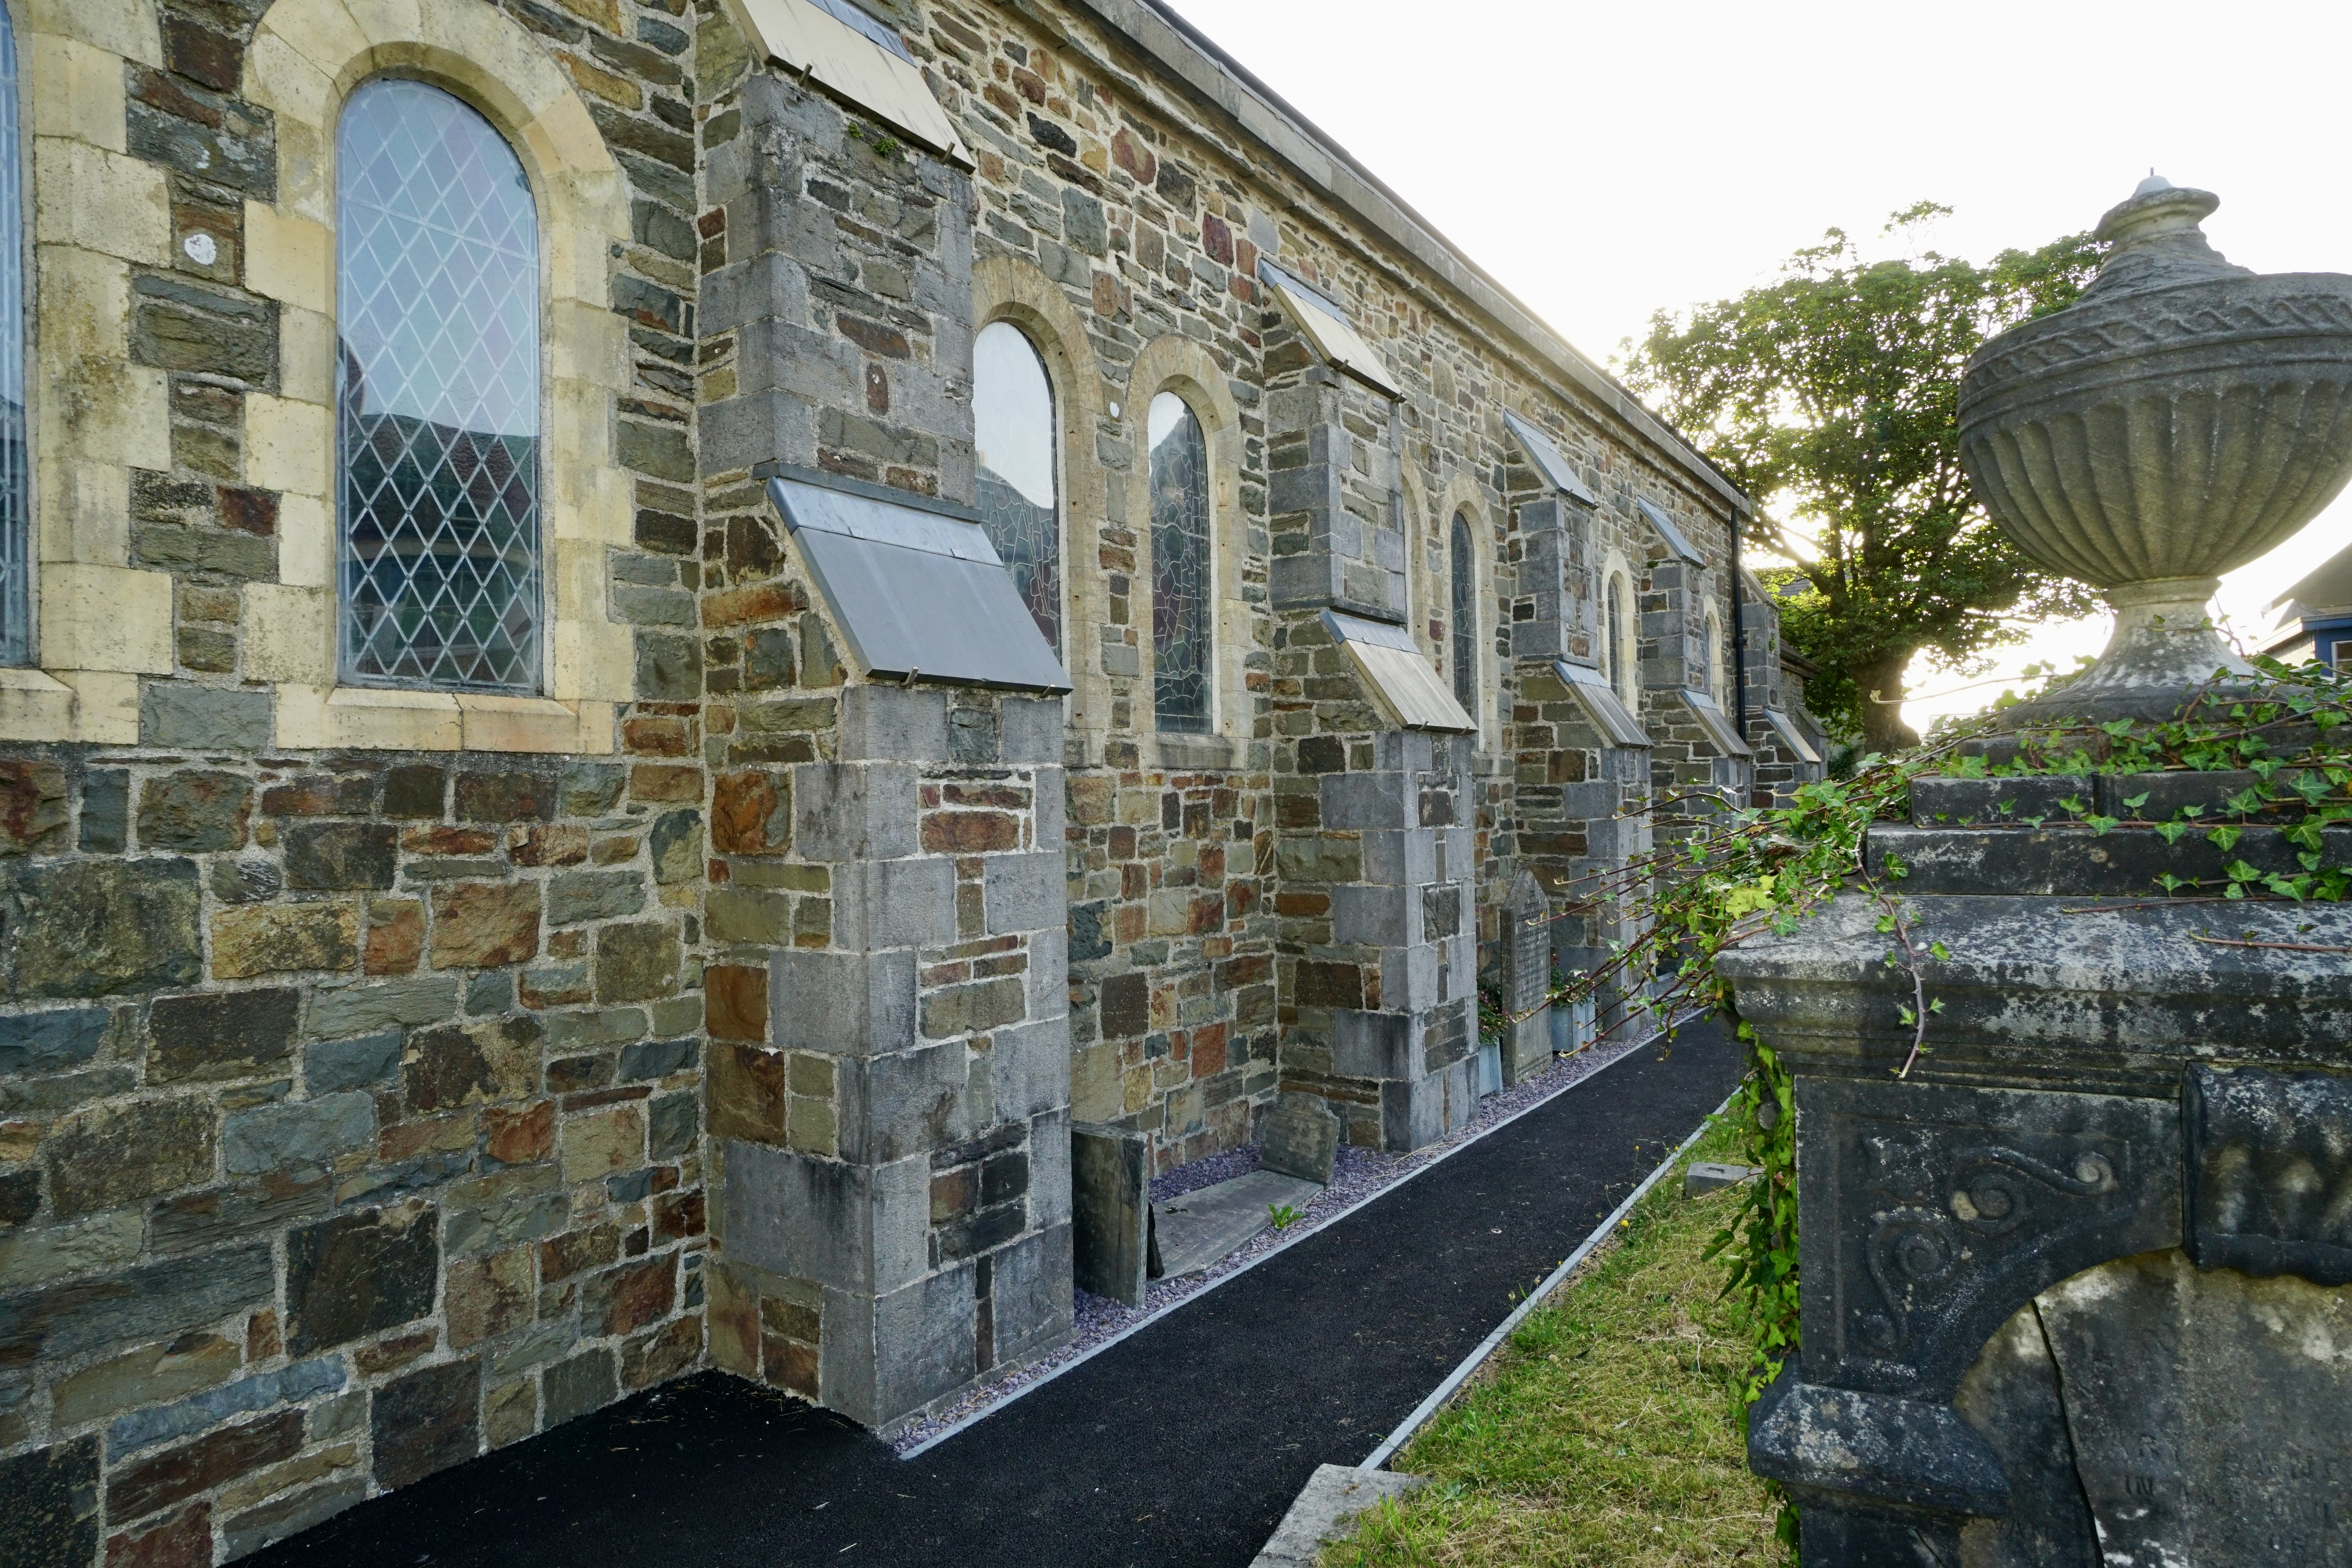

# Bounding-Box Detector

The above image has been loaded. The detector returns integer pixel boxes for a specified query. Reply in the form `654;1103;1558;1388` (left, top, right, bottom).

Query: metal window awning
1503;411;1597;505
723;0;974;166
1762;707;1822;765
767;473;1071;693
1553;659;1648;748
1323;610;1475;732
1260;262;1402;398
1635;497;1705;565
1681;688;1752;756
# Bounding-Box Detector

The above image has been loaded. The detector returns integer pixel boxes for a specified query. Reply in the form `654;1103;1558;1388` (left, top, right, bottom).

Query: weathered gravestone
1259;1092;1339;1185
1499;871;1552;1086
1720;178;2352;1566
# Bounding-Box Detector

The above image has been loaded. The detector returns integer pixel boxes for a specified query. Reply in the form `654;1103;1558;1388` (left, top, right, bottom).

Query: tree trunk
1853;649;1921;753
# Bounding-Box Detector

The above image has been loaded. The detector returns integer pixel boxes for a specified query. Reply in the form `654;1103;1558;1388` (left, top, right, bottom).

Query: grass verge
1324;1119;1788;1567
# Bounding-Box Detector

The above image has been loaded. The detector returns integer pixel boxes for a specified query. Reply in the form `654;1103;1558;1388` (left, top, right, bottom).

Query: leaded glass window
337;79;542;691
1608;572;1633;706
1449;511;1475;712
974;321;1060;652
0;9;26;667
1149;391;1210;733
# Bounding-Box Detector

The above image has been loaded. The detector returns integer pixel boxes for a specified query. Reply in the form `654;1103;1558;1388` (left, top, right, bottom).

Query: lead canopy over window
337;78;543;692
1150;391;1211;733
974;321;1060;653
0;8;25;667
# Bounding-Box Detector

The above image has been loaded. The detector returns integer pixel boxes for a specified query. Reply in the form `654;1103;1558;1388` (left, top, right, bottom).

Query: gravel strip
892;1034;1658;1454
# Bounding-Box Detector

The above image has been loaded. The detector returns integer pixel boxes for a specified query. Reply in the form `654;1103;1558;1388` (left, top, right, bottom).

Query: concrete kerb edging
1357;1085;1733;1471
896;1018;1696;1461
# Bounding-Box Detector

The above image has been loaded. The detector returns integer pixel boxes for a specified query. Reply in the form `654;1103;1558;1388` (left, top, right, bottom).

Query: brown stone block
0;760;68;854
445;1248;533;1349
621;1314;701;1391
701;583;800;628
707;1042;786;1143
537;1222;620;1284
652;1190;704;1244
109;1412;301;1523
595;922;680;1004
429;883;541;970
920;976;1025;1039
621;716;691;757
376;1111;476;1164
710;771;787;854
370;1359;480;1489
508;826;589;867
704;965;768;1043
705;1266;757;1377
46;1096;216;1217
587;1256;674;1337
285;1201;437;1355
105;1500;211;1568
1100;971;1149;1038
762;1334;819;1399
211;904;359;980
629;766;701;805
922;810;1018;854
560;1105;644;1185
1295;961;1365;1009
482;1379;536;1449
403;1017;541;1112
53;1334;239;1428
1192;1023;1229;1078
1068;775;1114;825
364;899;424;975
352;1328;437;1377
401;826;496;856
454;771;555;824
246;1311;279;1361
137;772;251;852
483;1100;555;1165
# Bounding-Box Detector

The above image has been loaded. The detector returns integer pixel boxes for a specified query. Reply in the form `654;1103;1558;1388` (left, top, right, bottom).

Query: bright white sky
1166;0;2352;732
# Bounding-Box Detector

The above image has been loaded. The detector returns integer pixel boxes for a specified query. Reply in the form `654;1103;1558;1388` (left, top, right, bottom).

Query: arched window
1607;572;1634;708
1449;510;1476;712
1148;391;1210;733
974;321;1060;652
1698;612;1715;695
338;79;542;691
1704;605;1727;699
0;6;25;666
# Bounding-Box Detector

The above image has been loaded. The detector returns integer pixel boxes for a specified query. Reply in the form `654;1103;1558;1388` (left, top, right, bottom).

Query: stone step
1864;822;2352;898
1151;1170;1324;1279
1910;769;2350;830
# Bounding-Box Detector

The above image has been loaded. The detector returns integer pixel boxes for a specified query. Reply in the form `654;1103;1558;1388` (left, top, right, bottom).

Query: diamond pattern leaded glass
0;12;27;667
337;79;542;691
1149;392;1211;733
974;322;1060;653
1450;511;1475;711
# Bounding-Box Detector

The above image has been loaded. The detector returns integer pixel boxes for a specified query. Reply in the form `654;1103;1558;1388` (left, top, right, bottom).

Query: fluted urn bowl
1958;180;2352;720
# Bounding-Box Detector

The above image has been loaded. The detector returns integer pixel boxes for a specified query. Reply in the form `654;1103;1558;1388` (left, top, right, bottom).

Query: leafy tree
1623;204;2104;751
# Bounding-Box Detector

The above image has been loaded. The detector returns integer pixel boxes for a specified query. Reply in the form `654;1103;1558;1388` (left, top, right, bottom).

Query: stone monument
1725;179;2352;1564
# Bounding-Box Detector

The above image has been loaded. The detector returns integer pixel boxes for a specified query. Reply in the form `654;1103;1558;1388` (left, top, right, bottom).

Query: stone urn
1958;176;2352;722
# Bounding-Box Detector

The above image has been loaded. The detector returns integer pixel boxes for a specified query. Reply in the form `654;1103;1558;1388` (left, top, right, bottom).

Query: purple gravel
891;1033;1652;1453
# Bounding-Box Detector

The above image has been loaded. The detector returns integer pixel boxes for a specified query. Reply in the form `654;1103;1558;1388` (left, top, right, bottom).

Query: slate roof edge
1063;0;1753;517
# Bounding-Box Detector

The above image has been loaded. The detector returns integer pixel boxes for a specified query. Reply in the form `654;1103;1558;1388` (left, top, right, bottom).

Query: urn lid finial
2084;174;2248;300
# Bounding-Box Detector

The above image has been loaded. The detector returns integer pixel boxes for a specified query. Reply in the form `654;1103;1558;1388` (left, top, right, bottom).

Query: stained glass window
1449;511;1476;712
0;9;26;667
1149;391;1210;733
974;321;1060;652
337;79;542;691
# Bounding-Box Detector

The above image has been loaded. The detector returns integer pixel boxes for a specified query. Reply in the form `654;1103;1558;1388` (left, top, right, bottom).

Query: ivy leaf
1928;940;1951;961
2208;824;2244;851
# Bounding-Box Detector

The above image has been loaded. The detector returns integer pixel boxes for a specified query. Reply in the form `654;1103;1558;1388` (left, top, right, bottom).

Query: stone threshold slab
1153;1170;1324;1279
1250;1464;1428;1567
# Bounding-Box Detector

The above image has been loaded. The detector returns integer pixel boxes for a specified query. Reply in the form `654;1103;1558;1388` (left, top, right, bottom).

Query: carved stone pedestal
1720;771;2352;1565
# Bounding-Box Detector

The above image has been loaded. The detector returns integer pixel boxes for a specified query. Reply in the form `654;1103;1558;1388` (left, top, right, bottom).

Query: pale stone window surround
1704;601;1727;699
0;0;167;743
1437;471;1495;753
1125;334;1247;770
229;0;635;753
972;254;1105;755
1601;546;1638;711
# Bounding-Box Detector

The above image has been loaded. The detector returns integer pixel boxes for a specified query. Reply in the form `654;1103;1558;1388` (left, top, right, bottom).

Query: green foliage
1268;1203;1301;1231
1622;205;2105;749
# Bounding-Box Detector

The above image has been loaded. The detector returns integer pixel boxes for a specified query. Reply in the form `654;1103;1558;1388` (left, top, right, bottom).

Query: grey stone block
141;682;272;750
793;762;919;861
1027;1107;1072;1229
989;1221;1074;1366
836;1040;972;1163
1000;697;1064;763
307;977;460;1038
0;1007;111;1076
1685;1161;1760;1197
837;685;949;761
1379;1058;1473;1152
723;1143;930;1296
984;851;1064;935
1024;925;1069;1022
1033;766;1067;848
222;1092;375;1174
303;1031;401;1094
1259;1093;1338;1184
1252;1466;1430;1568
829;858;958;950
1071;1123;1149;1308
989;1015;1071;1122
1358;829;1434;886
1321;771;1408;829
833;1262;979;1429
1330;883;1413;947
1330;1010;1413;1081
947;705;999;764
770;947;916;1057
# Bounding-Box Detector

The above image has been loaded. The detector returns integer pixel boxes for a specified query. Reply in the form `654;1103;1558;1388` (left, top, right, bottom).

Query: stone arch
233;0;634;751
973;253;1110;753
1124;333;1248;766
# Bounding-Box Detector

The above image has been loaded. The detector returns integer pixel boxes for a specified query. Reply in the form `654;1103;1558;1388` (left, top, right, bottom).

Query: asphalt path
253;1018;1740;1568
